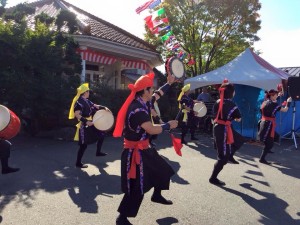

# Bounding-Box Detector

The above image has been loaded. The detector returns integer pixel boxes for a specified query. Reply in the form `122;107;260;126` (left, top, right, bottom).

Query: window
86;64;99;71
93;74;100;83
86;73;91;82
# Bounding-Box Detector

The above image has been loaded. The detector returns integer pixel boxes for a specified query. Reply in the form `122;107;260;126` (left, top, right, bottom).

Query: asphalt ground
0;131;300;225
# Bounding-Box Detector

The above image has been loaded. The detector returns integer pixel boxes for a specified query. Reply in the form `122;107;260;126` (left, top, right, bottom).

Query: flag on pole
136;0;154;14
145;16;169;30
153;17;169;28
164;35;176;45
152;25;171;34
151;7;165;18
170;134;183;156
148;0;161;9
144;8;166;23
161;31;173;42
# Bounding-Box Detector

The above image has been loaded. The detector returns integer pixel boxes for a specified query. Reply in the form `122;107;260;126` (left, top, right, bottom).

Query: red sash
124;139;150;179
261;115;276;138
214;119;234;144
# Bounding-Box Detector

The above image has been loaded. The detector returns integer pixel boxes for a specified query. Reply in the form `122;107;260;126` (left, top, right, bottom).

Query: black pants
181;117;197;140
211;141;230;180
211;124;231;179
260;136;274;161
211;158;228;180
0;140;11;171
118;167;144;217
76;136;104;163
118;148;174;217
0;140;11;159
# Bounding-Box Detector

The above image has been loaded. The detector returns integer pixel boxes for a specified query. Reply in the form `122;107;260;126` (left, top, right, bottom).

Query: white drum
93;109;115;131
0;105;10;131
193;102;207;117
166;56;185;81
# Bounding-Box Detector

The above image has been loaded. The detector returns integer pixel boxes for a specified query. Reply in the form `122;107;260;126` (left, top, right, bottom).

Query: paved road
0;132;300;225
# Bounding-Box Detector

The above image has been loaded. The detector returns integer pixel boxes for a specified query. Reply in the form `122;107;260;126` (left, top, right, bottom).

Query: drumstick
93;115;105;123
197;106;205;112
175;108;183;120
165;104;183;133
85;115;105;128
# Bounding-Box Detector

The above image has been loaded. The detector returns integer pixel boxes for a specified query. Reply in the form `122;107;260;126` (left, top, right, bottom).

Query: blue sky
5;0;300;68
254;0;300;68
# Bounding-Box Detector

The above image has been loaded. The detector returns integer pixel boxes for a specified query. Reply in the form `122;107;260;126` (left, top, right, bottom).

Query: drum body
93;110;114;131
166;57;185;81
0;105;21;139
193;102;207;117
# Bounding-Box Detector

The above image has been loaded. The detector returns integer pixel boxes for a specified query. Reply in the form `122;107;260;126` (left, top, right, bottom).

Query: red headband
113;73;154;137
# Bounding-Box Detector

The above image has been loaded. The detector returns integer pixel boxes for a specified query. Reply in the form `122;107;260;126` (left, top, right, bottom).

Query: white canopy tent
184;48;290;90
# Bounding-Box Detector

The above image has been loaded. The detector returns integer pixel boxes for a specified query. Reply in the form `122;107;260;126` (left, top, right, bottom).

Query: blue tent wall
232;85;262;138
231;84;300;138
276;96;300;137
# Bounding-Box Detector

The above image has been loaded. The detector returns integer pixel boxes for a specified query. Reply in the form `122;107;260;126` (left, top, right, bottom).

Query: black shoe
259;159;271;165
181;139;187;145
76;163;88;168
228;157;239;164
2;167;20;174
96;152;107;157
267;150;275;154
116;215;132;225
191;136;198;141
209;178;226;186
151;195;173;205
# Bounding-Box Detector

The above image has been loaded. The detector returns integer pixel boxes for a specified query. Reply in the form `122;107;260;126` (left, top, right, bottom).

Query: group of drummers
0;56;293;225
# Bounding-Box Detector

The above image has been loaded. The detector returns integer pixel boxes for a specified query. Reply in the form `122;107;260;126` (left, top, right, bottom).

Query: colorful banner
149;0;161;9
152;25;171;34
135;2;195;66
148;17;169;29
136;0;154;14
161;31;173;42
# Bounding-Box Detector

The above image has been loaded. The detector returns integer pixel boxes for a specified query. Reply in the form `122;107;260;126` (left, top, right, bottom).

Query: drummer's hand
167;72;175;84
168;120;178;129
93;104;100;109
234;118;241;122
287;97;292;103
86;121;94;126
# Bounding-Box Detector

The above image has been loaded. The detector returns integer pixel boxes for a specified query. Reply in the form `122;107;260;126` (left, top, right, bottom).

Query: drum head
93;110;114;131
193;102;207;117
0;105;10;131
167;57;185;79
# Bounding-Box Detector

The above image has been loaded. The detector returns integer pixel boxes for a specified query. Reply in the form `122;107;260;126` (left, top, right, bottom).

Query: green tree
3;3;35;23
0;0;7;7
0;6;82;132
55;10;78;34
145;0;261;77
0;0;6;16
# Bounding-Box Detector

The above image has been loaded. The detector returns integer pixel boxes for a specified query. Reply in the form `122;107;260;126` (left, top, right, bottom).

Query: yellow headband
177;84;190;101
68;83;90;119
